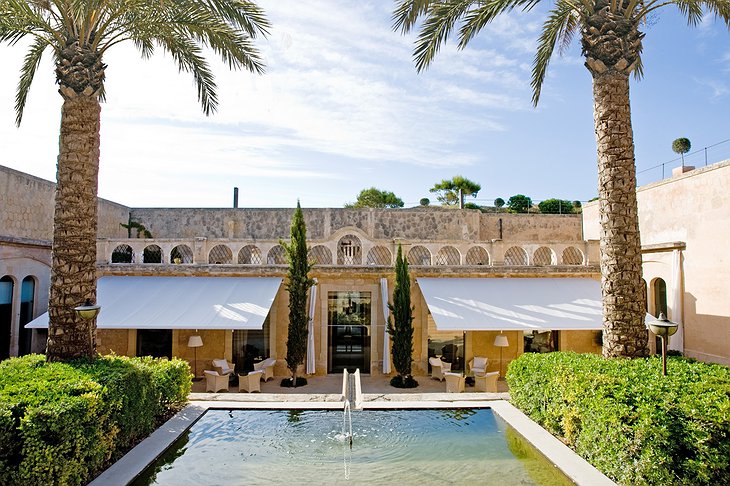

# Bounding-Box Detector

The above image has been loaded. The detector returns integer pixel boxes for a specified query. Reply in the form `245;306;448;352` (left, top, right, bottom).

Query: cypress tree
282;202;314;387
388;244;418;388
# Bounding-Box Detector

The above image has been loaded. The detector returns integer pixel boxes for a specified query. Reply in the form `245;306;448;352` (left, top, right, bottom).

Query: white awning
417;277;604;331
26;276;282;330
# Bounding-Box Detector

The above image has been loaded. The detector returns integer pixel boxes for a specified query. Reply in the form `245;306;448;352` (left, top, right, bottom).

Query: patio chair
204;370;229;393
468;356;489;377
238;370;265;393
428;357;452;381
474;371;499;392
444;372;465;393
212;359;235;376
254;358;276;382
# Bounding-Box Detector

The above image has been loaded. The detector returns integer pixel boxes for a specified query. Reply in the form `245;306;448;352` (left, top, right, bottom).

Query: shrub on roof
0;354;190;485
507;352;730;485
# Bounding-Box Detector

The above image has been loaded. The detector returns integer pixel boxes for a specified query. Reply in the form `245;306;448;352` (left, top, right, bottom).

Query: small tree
538;199;574;214
419;197;430;206
672;138;692;167
429;176;481;208
494;197;505;208
282;202;314;387
507;194;532;213
387;245;418;388
345;187;404;208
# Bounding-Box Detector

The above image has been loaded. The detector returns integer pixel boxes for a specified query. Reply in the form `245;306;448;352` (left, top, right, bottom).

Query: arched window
19;277;35;355
562;246;584;265
533;247;556;266
111;244;133;263
0;276;14;360
309;245;333;265
653;278;668;318
366;246;392;266
238;245;262;265
142;245;162;263
408;246;431;265
337;235;362;265
208;244;233;264
267;245;287;265
504;246;528;265
465;247;490;265
171;245;193;264
434;246;460;265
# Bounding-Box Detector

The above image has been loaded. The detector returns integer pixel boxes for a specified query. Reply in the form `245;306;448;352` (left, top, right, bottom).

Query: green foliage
120;220;152;239
282;202;314;384
538;198;574;214
429;175;481;207
345;187;404;208
494;197;505;208
672;138;692;155
507;194;532;213
507;352;730;485
463;202;481;210
387;245;417;387
0;354;190;486
419;197;430;206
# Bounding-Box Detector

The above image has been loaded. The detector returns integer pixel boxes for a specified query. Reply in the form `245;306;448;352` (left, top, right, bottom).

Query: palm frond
412;0;473;72
458;0;540;49
14;35;50;125
392;0;434;33
531;1;579;106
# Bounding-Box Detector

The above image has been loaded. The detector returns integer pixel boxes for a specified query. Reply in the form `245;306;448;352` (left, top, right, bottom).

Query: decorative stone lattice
309;245;333;265
142;245;162;263
465;246;490;265
434;246;460;265
337;235;362;265
208;244;233;264
533;247;556;266
504;246;528;266
267;245;287;265
238;245;262;265
366;246;392;266
562;246;584;265
408;245;431;265
111;244;133;263
170;244;193;264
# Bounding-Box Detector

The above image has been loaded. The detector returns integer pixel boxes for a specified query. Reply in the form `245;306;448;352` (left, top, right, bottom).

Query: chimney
233;187;239;208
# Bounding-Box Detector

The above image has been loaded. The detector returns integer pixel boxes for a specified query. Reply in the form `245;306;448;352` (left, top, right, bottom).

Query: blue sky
0;1;728;208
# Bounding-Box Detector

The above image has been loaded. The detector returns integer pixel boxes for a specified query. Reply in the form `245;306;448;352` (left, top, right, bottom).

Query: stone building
583;160;730;366
4;164;606;378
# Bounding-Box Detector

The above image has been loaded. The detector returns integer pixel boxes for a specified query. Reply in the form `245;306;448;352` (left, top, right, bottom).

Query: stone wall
130;207;583;242
0;165;130;241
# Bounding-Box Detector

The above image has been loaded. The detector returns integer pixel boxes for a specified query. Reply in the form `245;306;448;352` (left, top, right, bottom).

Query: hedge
507;352;730;485
0;354;191;486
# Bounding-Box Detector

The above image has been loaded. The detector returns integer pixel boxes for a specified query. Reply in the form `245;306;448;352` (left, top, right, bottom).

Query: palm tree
0;0;269;360
393;0;730;358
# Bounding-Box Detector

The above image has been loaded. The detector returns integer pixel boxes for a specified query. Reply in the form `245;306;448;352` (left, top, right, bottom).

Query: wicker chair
254;358;276;382
204;370;229;393
212;359;235;376
444;372;465;393
238;370;264;393
428;357;452;381
468;356;489;377
474;371;499;392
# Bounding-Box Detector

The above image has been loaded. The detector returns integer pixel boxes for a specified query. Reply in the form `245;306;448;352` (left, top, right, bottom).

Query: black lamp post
648;313;678;376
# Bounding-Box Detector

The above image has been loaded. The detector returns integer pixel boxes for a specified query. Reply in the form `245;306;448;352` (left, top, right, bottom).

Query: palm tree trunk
46;95;101;361
592;72;648;358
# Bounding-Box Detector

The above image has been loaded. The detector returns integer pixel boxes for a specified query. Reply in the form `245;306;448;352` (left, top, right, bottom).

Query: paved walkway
189;373;510;401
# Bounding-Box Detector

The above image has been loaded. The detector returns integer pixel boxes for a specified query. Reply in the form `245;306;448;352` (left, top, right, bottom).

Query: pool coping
89;398;616;486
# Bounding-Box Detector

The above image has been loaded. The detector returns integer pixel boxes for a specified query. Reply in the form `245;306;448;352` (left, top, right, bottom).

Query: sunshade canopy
417;277;604;331
26;276;282;330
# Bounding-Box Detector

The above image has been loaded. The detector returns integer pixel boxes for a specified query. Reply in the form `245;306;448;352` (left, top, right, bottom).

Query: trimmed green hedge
0;354;191;486
507;352;730;485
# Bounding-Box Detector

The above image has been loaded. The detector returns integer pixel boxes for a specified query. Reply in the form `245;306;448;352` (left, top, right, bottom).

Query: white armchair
238;370;264;393
468;356;489;377
212;359;235;376
204;370;229;392
444;372;465;393
428;357;452;381
474;371;500;392
254;358;276;382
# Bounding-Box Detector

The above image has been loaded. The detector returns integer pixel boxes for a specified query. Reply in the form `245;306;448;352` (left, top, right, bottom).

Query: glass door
327;291;371;374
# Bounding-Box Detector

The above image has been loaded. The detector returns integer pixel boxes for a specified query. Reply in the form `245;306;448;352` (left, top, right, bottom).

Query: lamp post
188;335;203;380
494;333;509;379
648;313;678;376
